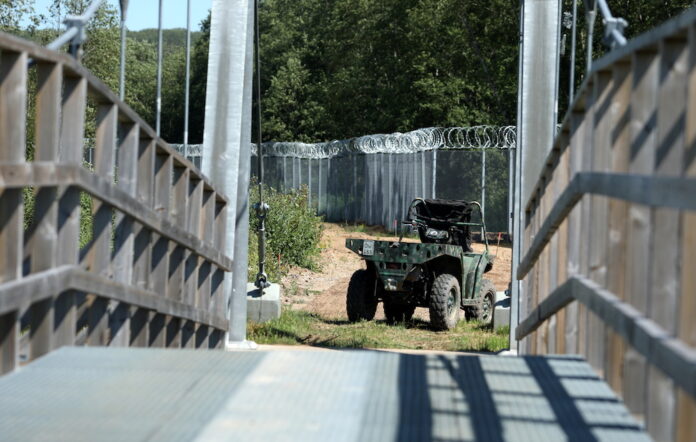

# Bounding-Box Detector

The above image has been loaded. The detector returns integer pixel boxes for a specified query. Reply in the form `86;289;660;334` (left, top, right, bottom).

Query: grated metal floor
0;347;649;441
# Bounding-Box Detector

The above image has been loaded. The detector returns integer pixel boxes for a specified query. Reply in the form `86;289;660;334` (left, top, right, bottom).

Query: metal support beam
201;0;255;345
511;0;562;353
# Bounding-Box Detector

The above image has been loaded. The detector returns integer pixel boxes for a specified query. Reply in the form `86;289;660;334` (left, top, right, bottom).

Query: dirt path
280;223;511;321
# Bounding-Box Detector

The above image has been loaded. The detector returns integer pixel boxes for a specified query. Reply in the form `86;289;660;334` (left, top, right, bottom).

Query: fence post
308;158;312;207
481;148;486;232
432;148;437;198
201;0;254;346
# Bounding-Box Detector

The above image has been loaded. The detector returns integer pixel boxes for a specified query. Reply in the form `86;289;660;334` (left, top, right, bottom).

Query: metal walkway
0;347;648;441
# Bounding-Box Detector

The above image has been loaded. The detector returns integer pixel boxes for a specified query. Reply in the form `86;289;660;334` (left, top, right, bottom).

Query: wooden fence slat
56;74;86;357
606;60;632;394
621;49;660;419
0;50;27;374
151;152;172;348
578;76;598;361
198;190;214;312
108;123;139;347
182;173;203;348
27;61;62;359
186;178;203;324
167;165;189;347
213;201;227;321
86;102;116;346
564;111;586;355
555;137;570;354
587;70;613;375
131;138;155;347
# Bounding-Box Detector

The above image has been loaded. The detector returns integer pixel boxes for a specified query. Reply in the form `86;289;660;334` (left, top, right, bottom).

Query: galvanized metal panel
0;348;648;441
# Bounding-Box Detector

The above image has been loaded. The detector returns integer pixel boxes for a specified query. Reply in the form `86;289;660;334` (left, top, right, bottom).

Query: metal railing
597;0;627;48
0;30;231;375
46;0;102;57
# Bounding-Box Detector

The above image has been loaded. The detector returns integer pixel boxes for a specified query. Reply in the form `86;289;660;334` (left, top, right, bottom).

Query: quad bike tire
429;273;461;331
346;269;378;322
474;279;496;326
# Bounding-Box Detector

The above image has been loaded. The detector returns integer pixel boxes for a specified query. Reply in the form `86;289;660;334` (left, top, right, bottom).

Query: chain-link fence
178;127;515;233
248;127;516;234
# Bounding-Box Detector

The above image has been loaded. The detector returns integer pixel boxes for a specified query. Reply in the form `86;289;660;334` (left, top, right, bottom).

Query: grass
248;309;510;353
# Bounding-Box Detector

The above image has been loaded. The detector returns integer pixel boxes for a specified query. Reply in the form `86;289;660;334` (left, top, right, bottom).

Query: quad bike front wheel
475;279;496;326
429;273;461;331
346;269;379;322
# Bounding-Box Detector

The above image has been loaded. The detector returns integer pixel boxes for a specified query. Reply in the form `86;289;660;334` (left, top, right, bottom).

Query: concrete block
247;283;282;323
493;291;510;331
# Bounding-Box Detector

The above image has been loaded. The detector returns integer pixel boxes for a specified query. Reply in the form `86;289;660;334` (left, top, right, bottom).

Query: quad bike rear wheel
346;269;379;322
475;279;496;326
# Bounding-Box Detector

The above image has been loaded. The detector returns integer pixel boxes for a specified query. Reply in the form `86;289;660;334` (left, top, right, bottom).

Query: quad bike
345;198;495;330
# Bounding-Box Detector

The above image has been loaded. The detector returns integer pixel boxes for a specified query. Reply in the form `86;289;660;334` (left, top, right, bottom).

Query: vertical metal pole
118;2;128;101
202;0;255;345
318;157;323;213
388;153;393;232
586;1;597;74
508;147;514;236
308;158;312;208
230;0;256;344
432;148;437;198
155;0;163;136
481;148;486;236
254;0;269;291
326;157;331;218
352;155;357;223
569;0;577;103
184;0;192;155
420;150;426;198
283;156;287;191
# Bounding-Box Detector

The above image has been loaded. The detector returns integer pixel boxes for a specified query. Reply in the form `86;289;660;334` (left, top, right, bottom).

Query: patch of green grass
248;310;510;353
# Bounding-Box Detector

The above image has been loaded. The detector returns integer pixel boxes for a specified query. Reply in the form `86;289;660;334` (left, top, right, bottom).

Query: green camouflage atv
345;198;495;331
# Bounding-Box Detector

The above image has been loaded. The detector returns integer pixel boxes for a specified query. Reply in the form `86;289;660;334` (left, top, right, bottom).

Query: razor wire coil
248;126;516;159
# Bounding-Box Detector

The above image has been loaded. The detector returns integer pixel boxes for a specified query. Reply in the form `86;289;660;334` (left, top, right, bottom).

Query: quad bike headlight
425;228;449;240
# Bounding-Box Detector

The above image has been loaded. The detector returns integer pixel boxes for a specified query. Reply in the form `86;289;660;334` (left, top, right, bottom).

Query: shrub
248;181;323;281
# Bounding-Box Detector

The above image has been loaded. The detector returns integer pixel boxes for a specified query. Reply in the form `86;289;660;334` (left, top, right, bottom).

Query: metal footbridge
0;0;694;441
0;347;648;441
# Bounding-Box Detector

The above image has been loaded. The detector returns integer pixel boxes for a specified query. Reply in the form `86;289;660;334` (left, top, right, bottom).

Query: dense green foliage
257;0;519;141
248;183;323;280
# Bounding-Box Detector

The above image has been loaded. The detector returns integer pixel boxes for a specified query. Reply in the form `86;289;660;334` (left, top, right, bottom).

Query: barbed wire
249;126;516;159
171;144;203;157
177;126;516;160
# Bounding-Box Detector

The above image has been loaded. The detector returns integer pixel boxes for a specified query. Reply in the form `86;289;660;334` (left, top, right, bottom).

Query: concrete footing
247;283;282;323
493;291;510;331
225;340;259;351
